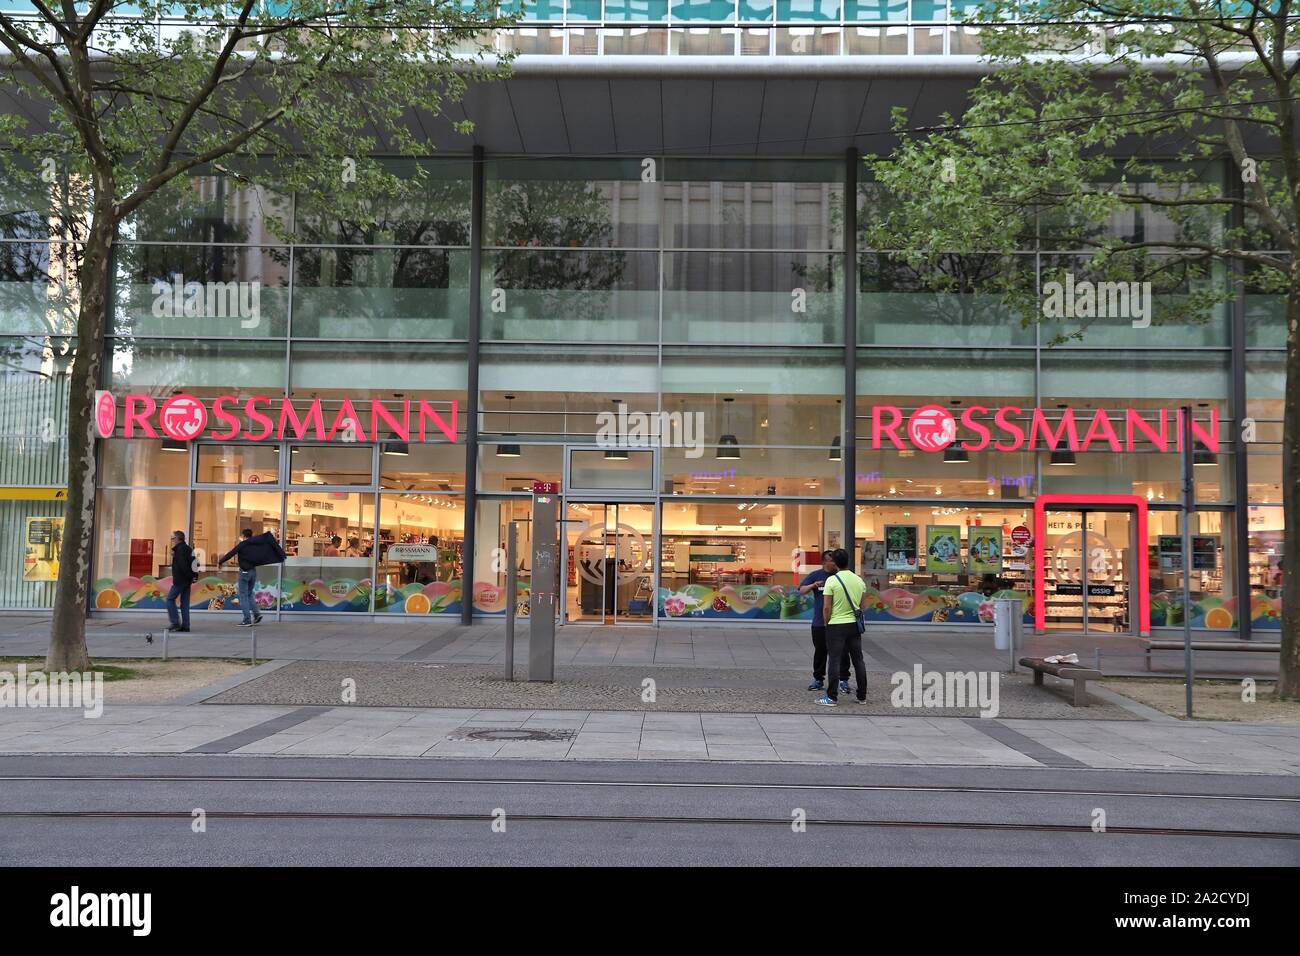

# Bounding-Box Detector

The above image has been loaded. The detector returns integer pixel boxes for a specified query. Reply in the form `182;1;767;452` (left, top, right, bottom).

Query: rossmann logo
868;404;1219;454
92;391;458;445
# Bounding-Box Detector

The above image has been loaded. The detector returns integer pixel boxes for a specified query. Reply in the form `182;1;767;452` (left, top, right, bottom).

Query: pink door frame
1033;494;1150;637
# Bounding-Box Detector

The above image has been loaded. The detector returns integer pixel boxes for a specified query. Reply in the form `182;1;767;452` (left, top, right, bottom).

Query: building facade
0;2;1286;636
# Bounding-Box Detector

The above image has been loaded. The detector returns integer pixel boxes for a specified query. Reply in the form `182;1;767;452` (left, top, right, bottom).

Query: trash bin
992;598;1022;651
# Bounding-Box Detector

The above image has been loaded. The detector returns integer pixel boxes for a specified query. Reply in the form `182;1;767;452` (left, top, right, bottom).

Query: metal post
461;144;486;625
529;490;560;682
162;628;168;661
1181;405;1195;719
251;624;257;664
504;520;518;680
843;147;858;565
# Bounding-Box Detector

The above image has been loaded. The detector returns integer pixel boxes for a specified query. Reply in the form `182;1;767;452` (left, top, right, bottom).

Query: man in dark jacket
218;529;263;626
166;531;195;632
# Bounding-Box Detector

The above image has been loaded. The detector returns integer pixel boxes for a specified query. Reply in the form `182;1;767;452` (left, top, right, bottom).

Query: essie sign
93;391;459;444
870;404;1219;453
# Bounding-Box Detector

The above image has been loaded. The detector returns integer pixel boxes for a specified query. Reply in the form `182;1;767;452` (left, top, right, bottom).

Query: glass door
564;501;655;624
1043;508;1133;634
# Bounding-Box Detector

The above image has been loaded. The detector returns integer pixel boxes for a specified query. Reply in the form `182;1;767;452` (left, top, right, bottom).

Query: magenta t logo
159;394;208;441
93;391;116;439
908;405;957;452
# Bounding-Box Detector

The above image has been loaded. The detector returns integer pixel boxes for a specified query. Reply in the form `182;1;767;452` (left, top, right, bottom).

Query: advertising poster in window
23;517;63;581
1192;535;1219;571
968;527;1003;575
925;525;962;573
884;525;918;572
1158;535;1182;571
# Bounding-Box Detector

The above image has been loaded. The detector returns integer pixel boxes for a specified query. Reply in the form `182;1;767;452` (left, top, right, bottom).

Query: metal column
461;145;485;625
843;147;858;565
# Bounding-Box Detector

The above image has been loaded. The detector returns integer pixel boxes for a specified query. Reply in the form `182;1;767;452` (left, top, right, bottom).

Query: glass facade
0;156;1281;637
0;0;1033;56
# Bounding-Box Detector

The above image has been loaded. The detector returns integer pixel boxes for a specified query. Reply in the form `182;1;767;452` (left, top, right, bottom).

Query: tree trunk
1279;265;1300;698
45;203;114;673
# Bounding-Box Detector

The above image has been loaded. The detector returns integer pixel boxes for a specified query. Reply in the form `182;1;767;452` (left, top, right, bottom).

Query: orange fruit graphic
404;592;431;614
95;589;121;609
1204;606;1233;630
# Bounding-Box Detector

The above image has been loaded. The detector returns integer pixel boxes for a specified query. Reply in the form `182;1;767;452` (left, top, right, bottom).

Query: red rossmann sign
872;404;1219;453
93;392;458;444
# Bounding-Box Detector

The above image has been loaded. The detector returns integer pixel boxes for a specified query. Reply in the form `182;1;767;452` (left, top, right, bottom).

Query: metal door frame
1033;494;1150;636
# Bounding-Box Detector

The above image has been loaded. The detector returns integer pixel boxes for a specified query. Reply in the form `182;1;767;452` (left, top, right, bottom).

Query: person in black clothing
798;551;850;693
166;531;195;632
218;528;263;626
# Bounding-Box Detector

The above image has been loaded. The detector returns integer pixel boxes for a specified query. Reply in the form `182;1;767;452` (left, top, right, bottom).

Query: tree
0;0;515;671
865;0;1298;695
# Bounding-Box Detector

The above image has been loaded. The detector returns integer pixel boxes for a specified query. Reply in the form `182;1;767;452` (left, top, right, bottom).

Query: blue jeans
237;568;259;623
166;582;191;630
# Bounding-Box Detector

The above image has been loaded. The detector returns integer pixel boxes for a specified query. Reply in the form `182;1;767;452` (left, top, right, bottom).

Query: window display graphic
23;517;63;582
885;525;919;572
926;526;962;573
967;528;1003;574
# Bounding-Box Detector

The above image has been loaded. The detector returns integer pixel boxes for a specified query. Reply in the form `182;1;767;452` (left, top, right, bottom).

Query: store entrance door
563;501;655;625
1041;508;1136;634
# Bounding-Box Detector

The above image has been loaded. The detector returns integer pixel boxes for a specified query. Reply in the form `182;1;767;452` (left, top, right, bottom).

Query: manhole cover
453;728;576;742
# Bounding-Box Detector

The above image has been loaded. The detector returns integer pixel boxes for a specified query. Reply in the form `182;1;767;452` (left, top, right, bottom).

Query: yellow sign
0;488;67;501
24;517;64;581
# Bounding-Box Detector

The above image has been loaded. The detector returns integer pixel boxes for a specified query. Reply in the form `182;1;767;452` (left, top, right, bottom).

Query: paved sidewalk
0;702;1297;773
0;613;1278;678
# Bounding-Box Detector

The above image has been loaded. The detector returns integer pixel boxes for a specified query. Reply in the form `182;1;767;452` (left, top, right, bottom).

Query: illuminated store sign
93;392;459;444
869;405;1219;454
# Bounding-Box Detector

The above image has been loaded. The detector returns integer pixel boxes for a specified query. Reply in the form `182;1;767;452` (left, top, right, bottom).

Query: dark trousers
166;582;191;630
811;625;850;682
824;623;867;701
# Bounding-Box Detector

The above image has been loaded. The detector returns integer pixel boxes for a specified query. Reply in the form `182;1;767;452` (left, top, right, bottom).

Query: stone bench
1019;657;1102;707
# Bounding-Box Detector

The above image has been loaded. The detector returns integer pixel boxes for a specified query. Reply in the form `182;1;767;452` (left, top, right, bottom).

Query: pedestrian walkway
0;613;1277;678
0;702;1296;772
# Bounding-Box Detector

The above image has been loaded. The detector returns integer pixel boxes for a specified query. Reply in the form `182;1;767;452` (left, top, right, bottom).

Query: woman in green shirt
817;548;869;705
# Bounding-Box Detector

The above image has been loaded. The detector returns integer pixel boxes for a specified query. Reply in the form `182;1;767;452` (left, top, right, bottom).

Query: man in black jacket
166;531;196;632
219;529;263;626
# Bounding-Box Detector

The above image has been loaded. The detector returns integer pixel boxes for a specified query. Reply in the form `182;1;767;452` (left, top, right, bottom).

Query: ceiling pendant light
382;433;409;456
716;396;740;459
1050;448;1077;466
496;394;520;458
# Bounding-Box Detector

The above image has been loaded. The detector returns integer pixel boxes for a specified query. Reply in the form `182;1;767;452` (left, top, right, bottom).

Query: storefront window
1144;508;1236;631
853;503;1033;625
281;491;374;611
290;445;374;486
123;172;290;245
477;444;563;493
102;439;192;487
189;488;283;614
92;489;190;611
376;493;465;614
472;497;532;618
107;338;286;395
379;443;465;491
658;502;842;620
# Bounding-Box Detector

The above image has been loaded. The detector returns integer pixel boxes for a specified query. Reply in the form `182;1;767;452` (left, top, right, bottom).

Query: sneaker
807;680;824;691
814;695;837;707
839;680;850;694
175;627;190;633
853;695;867;704
253;615;264;624
236;621;254;627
